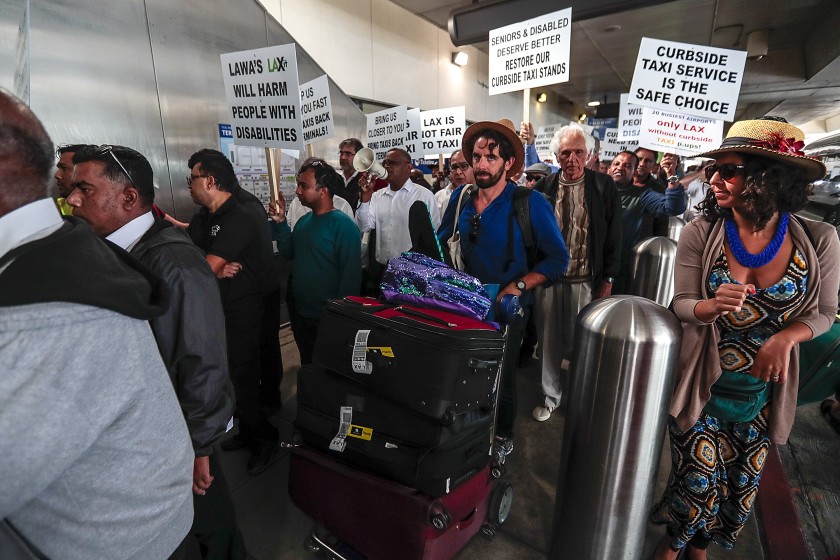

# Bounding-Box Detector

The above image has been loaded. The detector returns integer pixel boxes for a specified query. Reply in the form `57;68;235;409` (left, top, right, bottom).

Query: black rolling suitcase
296;364;494;496
312;297;505;424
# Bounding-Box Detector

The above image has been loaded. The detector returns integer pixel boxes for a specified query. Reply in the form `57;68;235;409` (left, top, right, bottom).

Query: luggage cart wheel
303;535;321;553
488;481;514;525
490;465;505;479
481;524;497;539
431;513;449;530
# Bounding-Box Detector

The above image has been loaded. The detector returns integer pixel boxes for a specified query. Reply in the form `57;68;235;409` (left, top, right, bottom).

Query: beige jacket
670;216;840;443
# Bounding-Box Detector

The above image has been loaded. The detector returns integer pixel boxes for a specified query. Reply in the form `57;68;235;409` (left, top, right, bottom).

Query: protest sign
366;105;408;161
420;106;466;158
601;128;636;162
638;107;724;156
404;108;422;160
488;8;572;95
220;44;303;151
299;75;333;144
534;123;563;161
629;38;747;121
618;93;643;141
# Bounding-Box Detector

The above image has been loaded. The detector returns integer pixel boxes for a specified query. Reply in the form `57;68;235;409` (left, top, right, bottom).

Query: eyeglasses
451;163;471;171
186;174;208;186
338;150;355;157
382;158;411;167
705;163;746;181
468;213;481;243
525;174;543;182
92;145;135;186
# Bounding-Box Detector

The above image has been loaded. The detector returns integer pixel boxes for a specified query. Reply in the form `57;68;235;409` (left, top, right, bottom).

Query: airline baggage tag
352;330;373;374
329;406;353;452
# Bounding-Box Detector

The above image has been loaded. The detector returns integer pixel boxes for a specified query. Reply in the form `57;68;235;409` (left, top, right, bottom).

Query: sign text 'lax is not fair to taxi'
488;8;572;96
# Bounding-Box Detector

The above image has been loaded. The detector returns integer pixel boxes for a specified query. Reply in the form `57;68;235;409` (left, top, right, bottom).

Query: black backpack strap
513;186;537;269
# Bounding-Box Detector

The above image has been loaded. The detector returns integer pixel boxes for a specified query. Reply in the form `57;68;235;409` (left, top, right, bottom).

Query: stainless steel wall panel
145;0;273;219
266;16;367;168
28;0;172;204
0;0;28;98
1;0;370;219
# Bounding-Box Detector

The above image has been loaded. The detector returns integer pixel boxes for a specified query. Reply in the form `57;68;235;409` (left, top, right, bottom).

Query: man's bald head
0;89;54;216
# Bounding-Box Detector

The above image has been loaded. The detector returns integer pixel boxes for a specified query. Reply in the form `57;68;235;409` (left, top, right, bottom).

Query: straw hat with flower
697;116;825;181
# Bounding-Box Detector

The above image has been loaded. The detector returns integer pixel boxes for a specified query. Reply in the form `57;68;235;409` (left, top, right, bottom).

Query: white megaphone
353;147;388;180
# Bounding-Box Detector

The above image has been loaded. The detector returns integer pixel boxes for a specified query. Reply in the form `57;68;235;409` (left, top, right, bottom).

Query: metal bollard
551;296;682;559
628;237;678;307
667;216;686;242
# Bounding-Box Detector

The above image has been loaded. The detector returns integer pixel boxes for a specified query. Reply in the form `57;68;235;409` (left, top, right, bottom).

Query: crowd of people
2;82;838;560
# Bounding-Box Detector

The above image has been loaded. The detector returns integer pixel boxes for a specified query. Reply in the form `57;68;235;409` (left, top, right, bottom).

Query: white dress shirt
106;211;155;251
435;183;455;217
355;179;441;264
0;198;64;267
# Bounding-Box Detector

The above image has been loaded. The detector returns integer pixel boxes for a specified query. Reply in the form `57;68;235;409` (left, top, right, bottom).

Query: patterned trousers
650;406;770;551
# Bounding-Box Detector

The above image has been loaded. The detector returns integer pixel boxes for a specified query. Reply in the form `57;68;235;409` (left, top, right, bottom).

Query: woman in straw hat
651;117;840;560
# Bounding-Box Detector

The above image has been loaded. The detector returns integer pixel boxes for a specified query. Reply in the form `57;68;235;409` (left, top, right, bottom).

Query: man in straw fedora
438;118;569;458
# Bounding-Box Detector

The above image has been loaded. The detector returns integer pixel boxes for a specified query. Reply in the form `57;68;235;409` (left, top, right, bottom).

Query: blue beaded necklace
724;212;790;268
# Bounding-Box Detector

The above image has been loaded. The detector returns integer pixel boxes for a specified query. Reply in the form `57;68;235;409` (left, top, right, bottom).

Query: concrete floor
213;326;839;560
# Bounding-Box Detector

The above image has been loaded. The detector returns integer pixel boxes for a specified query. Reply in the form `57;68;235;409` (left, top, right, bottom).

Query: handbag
704;370;772;423
446;185;475;271
380;251;492;321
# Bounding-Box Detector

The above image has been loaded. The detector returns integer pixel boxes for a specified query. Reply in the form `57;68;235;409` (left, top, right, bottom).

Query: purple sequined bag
380;252;492;321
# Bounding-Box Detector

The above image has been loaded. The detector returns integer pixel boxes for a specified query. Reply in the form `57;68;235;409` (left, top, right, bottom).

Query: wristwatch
667;175;680;185
515;280;527;291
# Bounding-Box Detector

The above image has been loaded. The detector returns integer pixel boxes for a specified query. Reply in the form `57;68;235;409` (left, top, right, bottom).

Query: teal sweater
272;209;362;318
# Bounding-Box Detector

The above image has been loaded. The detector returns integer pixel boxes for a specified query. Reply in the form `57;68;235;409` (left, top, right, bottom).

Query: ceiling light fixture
587;100;601;107
537;92;547;103
578;113;587;122
452;51;469;67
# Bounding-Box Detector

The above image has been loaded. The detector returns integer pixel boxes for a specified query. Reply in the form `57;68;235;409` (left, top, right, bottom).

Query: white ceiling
388;0;840;129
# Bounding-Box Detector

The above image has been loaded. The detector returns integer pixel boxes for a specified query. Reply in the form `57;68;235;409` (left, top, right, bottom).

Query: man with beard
438;119;568;458
435;149;474;216
336;138;364;212
610;150;685;293
529;124;621;422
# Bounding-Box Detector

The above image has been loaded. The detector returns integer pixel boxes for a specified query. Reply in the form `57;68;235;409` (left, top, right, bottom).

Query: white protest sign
638;107;724;156
618;93;643;141
365;105;408;161
299;75;333;145
601;128;636;162
488;8;572;95
420;106;466;158
629;38;747;121
404;108;423;160
220;44;303;151
535;123;563;160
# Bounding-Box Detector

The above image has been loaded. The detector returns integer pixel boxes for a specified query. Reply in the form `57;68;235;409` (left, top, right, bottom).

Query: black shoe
247;440;278;475
221;434;253;451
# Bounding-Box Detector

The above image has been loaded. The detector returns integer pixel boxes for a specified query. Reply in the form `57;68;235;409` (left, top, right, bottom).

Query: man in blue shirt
438;119;569;458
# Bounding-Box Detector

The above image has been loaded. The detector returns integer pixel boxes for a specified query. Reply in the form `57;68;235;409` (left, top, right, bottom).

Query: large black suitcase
296;367;493;497
312;297;505;424
297;364;495;447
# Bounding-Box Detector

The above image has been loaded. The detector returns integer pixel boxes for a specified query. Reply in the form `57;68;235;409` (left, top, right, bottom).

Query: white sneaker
532;405;554;422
